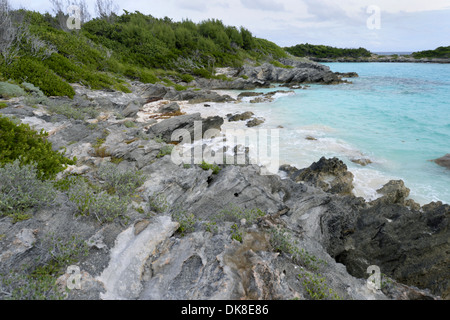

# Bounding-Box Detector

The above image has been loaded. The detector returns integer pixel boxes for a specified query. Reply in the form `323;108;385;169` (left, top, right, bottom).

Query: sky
10;0;450;52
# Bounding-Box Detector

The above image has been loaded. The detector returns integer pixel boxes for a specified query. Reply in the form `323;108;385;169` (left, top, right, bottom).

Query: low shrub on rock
0;115;76;180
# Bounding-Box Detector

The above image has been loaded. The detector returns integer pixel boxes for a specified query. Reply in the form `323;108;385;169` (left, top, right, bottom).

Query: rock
351;158;372;166
146;113;224;143
433;154;450;169
237;92;263;98
157;102;180;114
246;118;265;127
228;111;254;122
281;157;354;195
97;216;179;300
373;180;410;205
238;63;344;85
121;101;141;118
305;136;317;141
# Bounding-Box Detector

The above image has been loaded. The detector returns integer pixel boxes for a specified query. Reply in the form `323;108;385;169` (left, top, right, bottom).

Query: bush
0;115;76;180
68;177;130;224
4;57;75;98
199;160;221;174
47;103;99;120
0;160;57;217
179;73;195;83
0;82;27;98
96;162;145;198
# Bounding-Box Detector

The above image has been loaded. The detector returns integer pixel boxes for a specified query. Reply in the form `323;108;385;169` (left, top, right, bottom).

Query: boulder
246;118;265;127
121;101;141;118
157;102;180;114
228;111;254;122
146;113;224;143
433;154;450;170
281;157;354;195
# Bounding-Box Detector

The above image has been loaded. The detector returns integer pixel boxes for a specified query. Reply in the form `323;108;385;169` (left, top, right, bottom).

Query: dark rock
246;118;265;127
372;180;410;205
121;101;141;118
237;92;263;98
433;154;450;169
157;102;180;114
228;111;254;122
281;157;354;195
146;113;224;143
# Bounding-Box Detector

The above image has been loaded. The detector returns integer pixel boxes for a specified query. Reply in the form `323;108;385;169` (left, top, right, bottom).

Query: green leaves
0;116;76;180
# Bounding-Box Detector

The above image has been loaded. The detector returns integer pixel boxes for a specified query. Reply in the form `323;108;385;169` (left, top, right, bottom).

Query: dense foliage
412;46;450;59
0;115;76;180
0;8;288;98
285;43;372;59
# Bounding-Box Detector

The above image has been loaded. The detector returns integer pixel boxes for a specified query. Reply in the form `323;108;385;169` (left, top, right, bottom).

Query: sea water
182;63;449;205
246;62;450;205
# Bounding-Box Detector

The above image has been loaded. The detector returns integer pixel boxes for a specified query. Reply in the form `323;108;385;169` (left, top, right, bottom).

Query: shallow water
186;62;450;205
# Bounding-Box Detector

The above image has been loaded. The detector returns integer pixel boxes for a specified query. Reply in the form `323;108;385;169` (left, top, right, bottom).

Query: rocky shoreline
0;60;448;300
307;55;450;64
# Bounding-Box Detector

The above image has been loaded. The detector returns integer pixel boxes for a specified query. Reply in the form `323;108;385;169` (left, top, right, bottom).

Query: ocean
184;62;450;205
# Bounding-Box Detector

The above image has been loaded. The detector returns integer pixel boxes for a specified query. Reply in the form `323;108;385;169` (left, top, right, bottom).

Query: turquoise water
252;63;450;205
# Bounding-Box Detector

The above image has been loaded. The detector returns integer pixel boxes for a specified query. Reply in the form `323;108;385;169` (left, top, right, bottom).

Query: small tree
95;0;119;23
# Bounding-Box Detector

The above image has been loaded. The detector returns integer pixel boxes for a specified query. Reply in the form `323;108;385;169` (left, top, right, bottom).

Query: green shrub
174;84;188;91
148;192;169;213
96;162;145;198
298;271;341;300
199;160;221;174
22;82;49;105
269;226;325;271
157;145;174;158
0;82;27;98
179;74;195;83
0;103;8;109
46;103;96;120
68;178;130;224
193;68;213;79
0;160;57;218
172;209;196;236
5;58;75;98
0;115;76;180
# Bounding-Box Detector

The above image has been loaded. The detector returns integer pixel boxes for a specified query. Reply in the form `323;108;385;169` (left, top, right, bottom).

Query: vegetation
0;233;89;300
199;160;221;174
285;43;372;59
0;160;57;221
412;46;450;59
0;1;291;100
0;115;76;180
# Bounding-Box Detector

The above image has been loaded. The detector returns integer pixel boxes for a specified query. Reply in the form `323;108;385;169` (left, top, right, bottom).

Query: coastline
1;62;449;301
307;55;450;64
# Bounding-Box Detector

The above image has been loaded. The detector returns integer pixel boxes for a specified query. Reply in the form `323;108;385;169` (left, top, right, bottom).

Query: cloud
240;0;285;12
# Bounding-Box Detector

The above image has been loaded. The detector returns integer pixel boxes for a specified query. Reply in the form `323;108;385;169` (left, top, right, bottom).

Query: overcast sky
10;0;450;52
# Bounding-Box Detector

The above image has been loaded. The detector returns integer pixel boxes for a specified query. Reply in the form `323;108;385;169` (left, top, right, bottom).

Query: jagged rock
146;113;224;143
121;101;141;118
246;118;265;127
281;157;355;195
238;63;344;85
351;157;372;166
97;215;179;300
228;111;254;122
157;102;180;114
433;154;450;169
372;180;410;205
